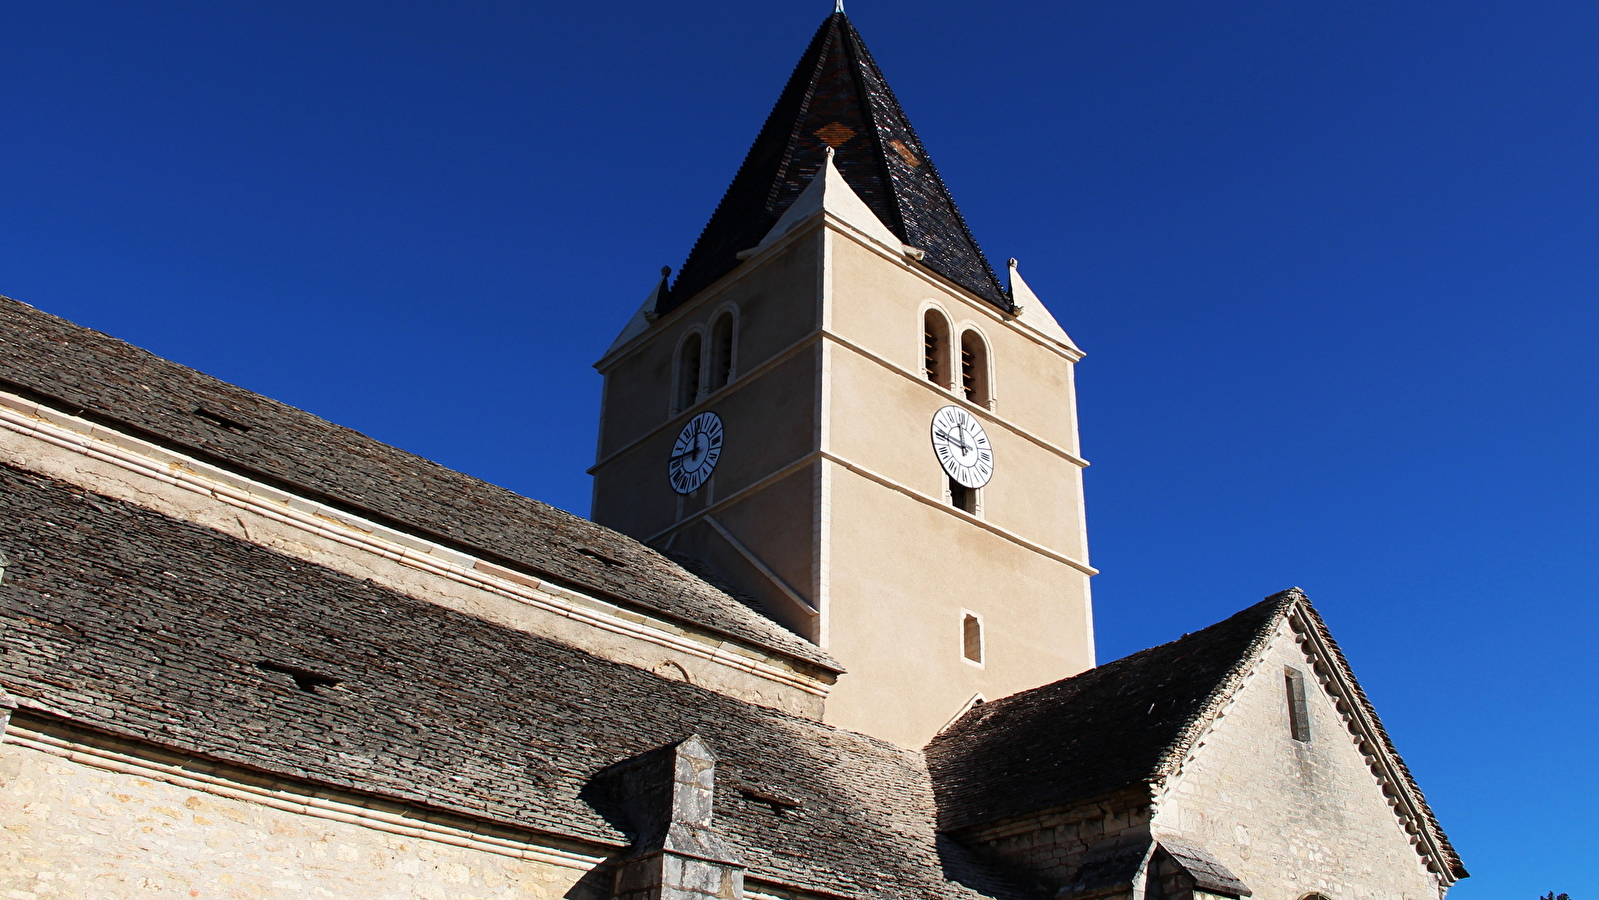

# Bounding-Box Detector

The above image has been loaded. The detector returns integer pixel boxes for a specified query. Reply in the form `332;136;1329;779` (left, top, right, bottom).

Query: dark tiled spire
662;12;1010;313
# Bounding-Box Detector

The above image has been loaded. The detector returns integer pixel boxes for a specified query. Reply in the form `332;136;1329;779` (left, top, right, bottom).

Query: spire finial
834;0;845;14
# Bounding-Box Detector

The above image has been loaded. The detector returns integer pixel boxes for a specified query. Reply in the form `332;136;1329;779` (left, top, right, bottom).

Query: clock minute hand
937;429;971;454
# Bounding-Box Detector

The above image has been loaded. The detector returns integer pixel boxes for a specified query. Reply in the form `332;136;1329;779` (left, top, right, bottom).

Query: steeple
662;11;1009;314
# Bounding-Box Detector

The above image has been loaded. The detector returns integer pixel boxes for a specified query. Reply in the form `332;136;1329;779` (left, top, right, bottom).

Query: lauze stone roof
0;463;1027;900
928;597;1290;832
0;296;836;672
926;591;1465;879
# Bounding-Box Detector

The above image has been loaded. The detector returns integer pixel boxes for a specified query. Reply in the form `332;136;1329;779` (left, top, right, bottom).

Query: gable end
1152;591;1465;885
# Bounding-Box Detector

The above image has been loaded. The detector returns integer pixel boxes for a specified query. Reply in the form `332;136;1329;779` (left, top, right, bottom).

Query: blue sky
3;2;1595;895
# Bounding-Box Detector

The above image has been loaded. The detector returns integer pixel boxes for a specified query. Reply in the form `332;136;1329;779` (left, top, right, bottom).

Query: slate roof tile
665;12;1008;312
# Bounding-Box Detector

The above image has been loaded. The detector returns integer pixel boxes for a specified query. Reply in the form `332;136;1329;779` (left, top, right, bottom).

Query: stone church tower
591;11;1093;747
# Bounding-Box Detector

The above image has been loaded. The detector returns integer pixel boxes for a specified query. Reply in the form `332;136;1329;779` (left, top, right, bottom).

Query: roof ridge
1146;590;1300;784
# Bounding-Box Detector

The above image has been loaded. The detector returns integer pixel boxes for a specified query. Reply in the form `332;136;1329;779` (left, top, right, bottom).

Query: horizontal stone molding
591;320;1087;482
646;447;1095;578
822;453;1097;576
820;330;1088;470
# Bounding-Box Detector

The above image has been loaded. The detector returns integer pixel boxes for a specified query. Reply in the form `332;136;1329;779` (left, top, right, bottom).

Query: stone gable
1154;620;1441;900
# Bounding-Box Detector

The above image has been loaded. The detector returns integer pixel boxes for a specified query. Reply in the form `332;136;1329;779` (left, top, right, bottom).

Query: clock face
931;405;993;489
668;411;724;494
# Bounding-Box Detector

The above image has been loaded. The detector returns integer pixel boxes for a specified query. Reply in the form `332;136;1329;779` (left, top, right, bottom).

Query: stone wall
954;790;1150;888
1153;621;1444;900
0;714;612;900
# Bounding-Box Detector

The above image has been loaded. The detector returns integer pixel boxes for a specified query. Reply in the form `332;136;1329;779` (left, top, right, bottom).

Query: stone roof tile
926;590;1465;880
0;463;1026;900
0;296;837;672
927;597;1286;832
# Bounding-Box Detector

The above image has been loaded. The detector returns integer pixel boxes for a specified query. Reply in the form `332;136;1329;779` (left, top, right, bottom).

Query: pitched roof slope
0;463;1027;900
665;12;1008;312
926;596;1288;832
0;296;836;671
926;590;1465;880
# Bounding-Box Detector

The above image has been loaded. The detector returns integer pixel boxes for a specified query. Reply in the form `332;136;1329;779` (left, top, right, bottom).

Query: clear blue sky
3;2;1594;895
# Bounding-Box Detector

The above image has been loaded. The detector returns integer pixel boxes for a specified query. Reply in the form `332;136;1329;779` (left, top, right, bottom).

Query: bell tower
591;10;1094;748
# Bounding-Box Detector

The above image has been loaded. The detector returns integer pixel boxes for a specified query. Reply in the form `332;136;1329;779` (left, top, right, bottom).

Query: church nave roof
0;296;837;672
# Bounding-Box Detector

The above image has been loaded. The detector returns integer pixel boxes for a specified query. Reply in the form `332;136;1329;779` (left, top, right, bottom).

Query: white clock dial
668;411;724;494
931;405;993;489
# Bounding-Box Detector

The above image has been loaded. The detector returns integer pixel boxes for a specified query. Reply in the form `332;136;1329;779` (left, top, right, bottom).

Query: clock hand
936;429;973;454
937;432;973;458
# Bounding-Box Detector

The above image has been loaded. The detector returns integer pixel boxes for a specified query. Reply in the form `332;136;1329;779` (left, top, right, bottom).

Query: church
0;9;1464;900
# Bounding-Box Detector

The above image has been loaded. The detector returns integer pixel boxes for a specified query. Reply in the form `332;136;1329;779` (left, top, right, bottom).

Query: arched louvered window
959;329;990;405
676;332;703;412
923;310;951;388
708;312;735;391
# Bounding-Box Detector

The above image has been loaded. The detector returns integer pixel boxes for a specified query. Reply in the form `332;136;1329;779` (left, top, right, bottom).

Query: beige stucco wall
593;347;820;548
819;226;1094;746
821;461;1093;746
595;236;821;462
823;343;1087;559
664;463;822;640
0;717;610;900
593;215;1096;749
826;235;1083;457
1154;623;1445;900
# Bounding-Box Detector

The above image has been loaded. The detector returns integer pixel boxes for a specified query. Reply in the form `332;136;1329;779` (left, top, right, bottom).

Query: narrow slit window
676;333;703;411
708;313;735;391
959;330;989;405
949;476;976;513
1285;667;1312;742
962;613;983;663
923;310;950;387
